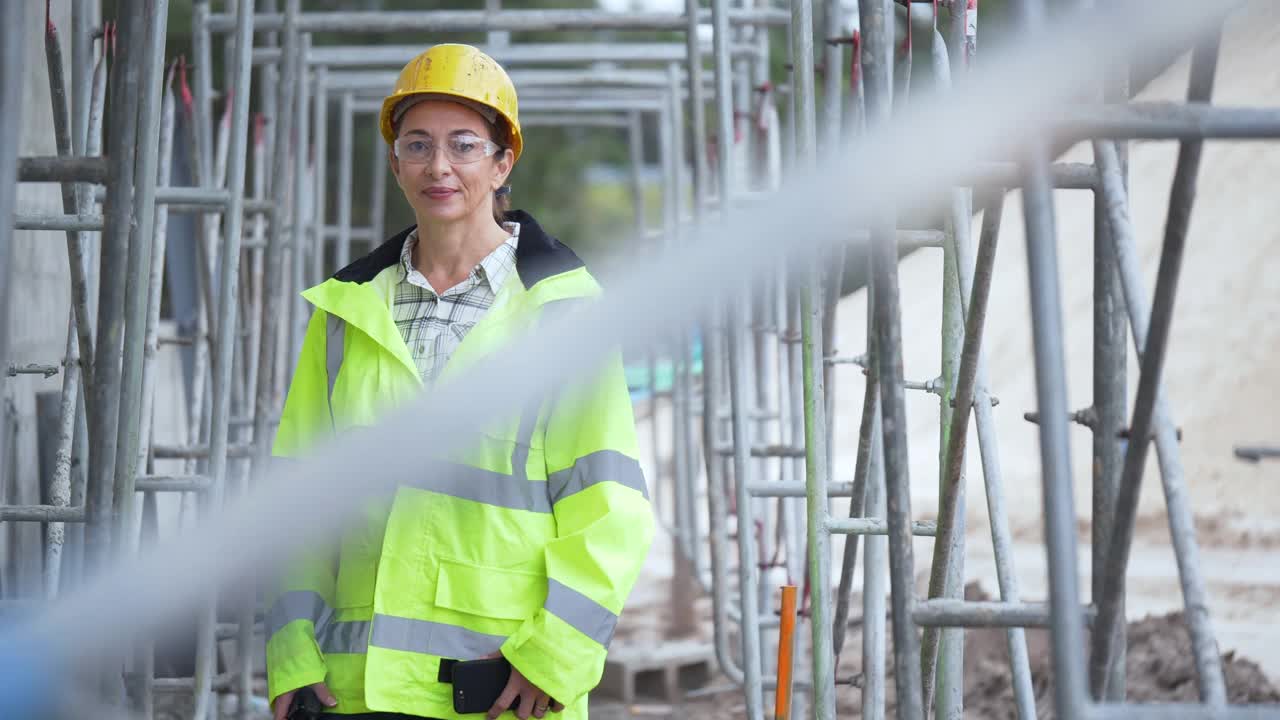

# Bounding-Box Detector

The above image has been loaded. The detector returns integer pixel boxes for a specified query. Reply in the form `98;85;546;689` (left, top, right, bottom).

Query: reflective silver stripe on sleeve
548;450;649;505
317;618;371;655
404;460;552;514
325;314;345;425
266;591;326;638
368;614;506;659
545;579;618;648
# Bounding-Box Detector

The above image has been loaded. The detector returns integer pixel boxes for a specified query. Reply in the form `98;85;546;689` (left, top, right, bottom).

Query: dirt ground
594;580;1280;719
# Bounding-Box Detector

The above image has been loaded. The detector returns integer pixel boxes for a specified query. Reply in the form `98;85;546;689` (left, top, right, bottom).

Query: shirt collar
399;222;521;293
481;222;520;291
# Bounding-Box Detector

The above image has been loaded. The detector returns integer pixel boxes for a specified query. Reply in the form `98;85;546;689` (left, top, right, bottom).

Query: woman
265;44;654;720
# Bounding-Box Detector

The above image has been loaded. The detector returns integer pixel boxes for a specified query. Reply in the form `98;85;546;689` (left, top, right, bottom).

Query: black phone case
286;687;325;720
451;657;515;715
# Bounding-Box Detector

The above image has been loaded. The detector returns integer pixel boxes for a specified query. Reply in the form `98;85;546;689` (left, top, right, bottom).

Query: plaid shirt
393;223;520;384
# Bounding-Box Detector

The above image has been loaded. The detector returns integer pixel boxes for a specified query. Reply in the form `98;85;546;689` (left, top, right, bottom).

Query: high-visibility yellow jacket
265;211;654;719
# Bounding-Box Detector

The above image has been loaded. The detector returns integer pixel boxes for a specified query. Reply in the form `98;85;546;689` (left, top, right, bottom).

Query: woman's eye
407;140;430;154
452;138;480;153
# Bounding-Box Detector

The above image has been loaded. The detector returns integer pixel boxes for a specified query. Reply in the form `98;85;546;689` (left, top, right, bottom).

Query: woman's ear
388;146;401;180
492;148;514;189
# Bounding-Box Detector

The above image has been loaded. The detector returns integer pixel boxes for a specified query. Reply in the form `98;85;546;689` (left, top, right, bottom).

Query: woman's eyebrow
401;128;481;137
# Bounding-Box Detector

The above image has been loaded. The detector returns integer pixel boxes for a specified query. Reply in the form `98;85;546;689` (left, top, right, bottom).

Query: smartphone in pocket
451;657;515;714
450;657;559;715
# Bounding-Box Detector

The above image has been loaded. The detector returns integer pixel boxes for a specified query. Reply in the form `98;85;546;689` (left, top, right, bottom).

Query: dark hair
492;185;511;226
392;108;512;228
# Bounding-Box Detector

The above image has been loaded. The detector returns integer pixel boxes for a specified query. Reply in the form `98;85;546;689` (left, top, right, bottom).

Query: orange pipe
774;584;798;720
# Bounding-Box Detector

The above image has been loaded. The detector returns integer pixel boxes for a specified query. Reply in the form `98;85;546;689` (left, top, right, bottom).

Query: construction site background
2;1;1279;719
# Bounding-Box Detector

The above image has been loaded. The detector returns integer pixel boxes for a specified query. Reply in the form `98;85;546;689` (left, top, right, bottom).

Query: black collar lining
330;209;584;290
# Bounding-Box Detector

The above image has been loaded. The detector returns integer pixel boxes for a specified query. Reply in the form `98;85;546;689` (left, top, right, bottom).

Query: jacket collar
330;209;584;290
301;210;596;379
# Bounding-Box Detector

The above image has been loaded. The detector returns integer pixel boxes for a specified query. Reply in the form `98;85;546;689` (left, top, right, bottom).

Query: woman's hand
272;681;337;720
481;652;565;719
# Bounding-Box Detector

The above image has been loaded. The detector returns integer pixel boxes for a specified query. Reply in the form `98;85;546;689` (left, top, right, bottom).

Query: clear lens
394;136;500;165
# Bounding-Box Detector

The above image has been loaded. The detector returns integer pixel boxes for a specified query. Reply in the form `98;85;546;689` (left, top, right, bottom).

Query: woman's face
389;99;513;226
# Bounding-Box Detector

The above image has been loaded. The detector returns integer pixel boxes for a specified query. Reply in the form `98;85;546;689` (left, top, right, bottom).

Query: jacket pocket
434;558;544;622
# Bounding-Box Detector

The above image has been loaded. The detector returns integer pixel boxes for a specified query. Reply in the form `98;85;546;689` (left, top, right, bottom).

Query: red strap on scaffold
849;30;862;95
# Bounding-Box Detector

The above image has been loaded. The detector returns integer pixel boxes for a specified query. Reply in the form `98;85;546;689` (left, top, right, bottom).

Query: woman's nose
424;147;451;178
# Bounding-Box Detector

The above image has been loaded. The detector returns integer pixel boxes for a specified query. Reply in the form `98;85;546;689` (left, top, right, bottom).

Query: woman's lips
424;187;457;200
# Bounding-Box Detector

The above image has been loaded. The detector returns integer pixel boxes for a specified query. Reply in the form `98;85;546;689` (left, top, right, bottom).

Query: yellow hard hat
379;43;523;162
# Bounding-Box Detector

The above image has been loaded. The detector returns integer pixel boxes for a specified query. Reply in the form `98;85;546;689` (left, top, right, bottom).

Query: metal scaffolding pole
5;4;1271;720
0;0;24;505
87;0;145;572
311;65;329;284
252;0;299;495
291;41;761;69
710;0;765;710
788;0;835;713
206;8;790;34
288;34;312;372
1090;23;1130;702
111;0;171;557
370;112;388;248
336;90;354;269
194;0;256;716
859;2;924;719
1089;27;1227;704
1018;4;1087;719
861;300;889;720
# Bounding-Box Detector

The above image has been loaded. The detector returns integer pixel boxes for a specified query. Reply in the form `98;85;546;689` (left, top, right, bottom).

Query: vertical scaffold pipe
940;9;973;717
248;3;300;713
712;0;763;713
71;0;95;157
1089;31;1130;704
1021;154;1087;720
1089;30;1226;705
190;3;219;470
66;14;110;590
196;1;257;717
288;32;313;374
627;111;646;235
694;0;740;682
820;0;843;147
921;22;968;720
789;0;833;712
861;298;888;720
252;0;299;496
667;61;703;631
336;90;355;269
130;63;178;720
861;1;924;718
1017;3;1088;719
311;66;329;284
112;0;171;556
726;295;764;720
369;102;388;248
88;0;145;571
683;0;708;218
801;265;835;720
